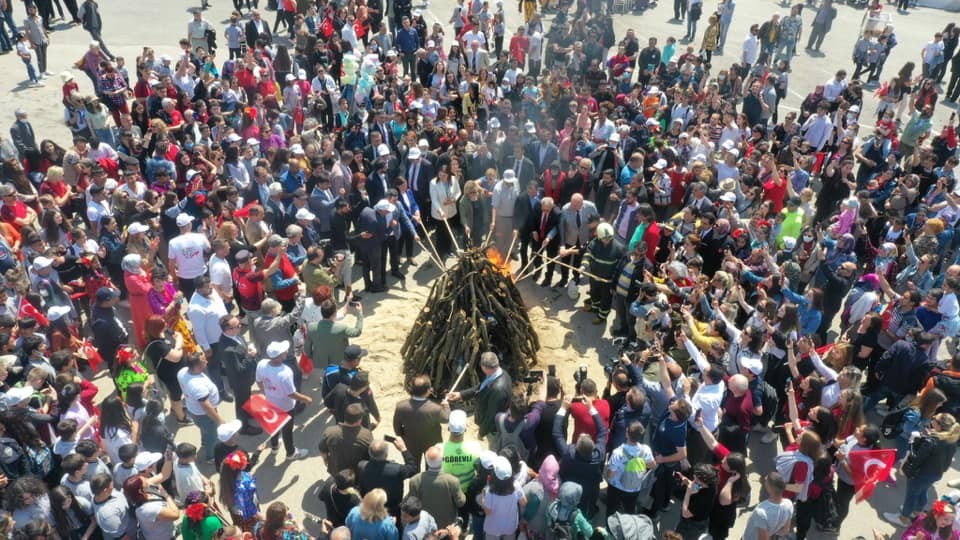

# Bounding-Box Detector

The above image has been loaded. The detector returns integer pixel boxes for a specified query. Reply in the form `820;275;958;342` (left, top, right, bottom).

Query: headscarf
121;253;142;274
826;233;855;269
538;455;560;500
554;481;583;522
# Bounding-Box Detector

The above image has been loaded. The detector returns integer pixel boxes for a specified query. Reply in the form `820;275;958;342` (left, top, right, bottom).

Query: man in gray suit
308;172;337;239
9;109;36;161
558;194;599;287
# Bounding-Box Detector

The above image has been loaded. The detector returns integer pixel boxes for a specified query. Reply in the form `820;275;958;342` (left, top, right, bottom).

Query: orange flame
485;247;513;279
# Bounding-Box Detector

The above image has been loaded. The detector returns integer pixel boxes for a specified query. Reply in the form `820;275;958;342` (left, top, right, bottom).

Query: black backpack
880;407;911;439
548;507;581;540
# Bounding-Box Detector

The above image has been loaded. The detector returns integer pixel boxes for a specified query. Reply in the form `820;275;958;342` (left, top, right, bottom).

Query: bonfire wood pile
401;248;540;391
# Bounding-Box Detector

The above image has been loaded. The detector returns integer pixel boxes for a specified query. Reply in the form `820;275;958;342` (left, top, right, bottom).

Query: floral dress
147;282;198;355
253;518;311;540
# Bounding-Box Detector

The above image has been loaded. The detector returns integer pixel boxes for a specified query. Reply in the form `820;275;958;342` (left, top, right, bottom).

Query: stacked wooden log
401;248;540;391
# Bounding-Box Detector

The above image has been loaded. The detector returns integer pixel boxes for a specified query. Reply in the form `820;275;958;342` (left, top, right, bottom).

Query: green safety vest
442;440;480;491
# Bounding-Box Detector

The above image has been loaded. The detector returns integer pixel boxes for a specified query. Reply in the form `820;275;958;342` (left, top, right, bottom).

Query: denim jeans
0;25;10;51
687;18;697;39
902;472;941;518
0;9;16;40
22;58;39;83
192;412;219;460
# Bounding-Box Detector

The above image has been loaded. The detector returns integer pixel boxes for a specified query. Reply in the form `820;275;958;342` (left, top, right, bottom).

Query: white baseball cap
266;341;291;358
449;409;468;433
127;222;149;235
176;214;195;227
134;451;163;471
295;208;316;221
217;419;243;442
407;147;422;160
493;456;512;480
503;170;517;182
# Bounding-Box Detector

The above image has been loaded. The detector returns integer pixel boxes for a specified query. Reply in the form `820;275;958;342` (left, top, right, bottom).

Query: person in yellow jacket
701;14;721;64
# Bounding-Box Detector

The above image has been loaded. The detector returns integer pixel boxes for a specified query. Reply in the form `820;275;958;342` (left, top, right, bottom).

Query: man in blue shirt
396;18;420;77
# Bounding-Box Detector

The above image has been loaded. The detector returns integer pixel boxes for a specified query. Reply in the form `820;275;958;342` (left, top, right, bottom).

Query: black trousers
270;408;296;454
361;245;384;290
558;244;582;284
383;235;400;273
948;70;960;100
795;497;816;540
836;479;855;525
229;376;253;425
708;501;737;540
674;0;686;18
178;277;198;300
63;0;79;22
605;485;639;517
532;242;558;283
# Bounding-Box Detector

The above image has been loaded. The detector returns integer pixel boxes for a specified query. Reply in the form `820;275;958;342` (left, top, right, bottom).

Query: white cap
290;144;305;155
246;138;260;146
493;456;512;480
524;120;536;134
502;170;517;182
645;118;658;127
721;140;735;150
479;450;497;469
285;74;296;82
32;256;53;270
297;69;307;80
609;133;621;144
720;192;737;203
176;213;195;227
47;305;72;322
295;208;316;221
104;178;119;191
226;133;243;143
414;8;423;16
90;40;101;48
783;236;797;251
407;147;422;160
266;340;291;358
427;40;436;48
377;144;391;157
159;54;171;62
2;387;33;408
386;50;398;57
217;419;243;442
646;85;659;95
728;148;740;158
418;139;429;149
488;117;501;129
269;182;284;196
741;355;763;376
134;451;163;471
448;409;468;433
374;199;396;213
654;159;668;169
127;222;149;235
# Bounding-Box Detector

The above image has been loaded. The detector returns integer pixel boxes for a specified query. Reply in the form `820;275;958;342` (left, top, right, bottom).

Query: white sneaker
287;448;308;460
883;512;909;527
761;429;779;444
43;71;54;76
30;80;44;87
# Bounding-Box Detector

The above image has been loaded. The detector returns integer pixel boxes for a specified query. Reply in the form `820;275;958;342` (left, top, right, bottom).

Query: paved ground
3;0;960;538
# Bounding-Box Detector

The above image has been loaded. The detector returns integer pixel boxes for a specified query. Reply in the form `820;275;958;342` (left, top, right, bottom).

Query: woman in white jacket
430;166;462;257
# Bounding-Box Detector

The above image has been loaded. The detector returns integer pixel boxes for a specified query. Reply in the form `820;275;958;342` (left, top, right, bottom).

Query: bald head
425;444;443;470
330;527;351;540
570;194;584;210
948;264;960;279
729;374;749;396
369;440;389;461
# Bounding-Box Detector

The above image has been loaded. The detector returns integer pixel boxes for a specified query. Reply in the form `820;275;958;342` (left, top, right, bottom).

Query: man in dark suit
513;181;540;270
465;144;498;182
245;10;272;48
403;147;435;225
356;203;389;293
366;158;391;205
370;109;395;151
503;141;537;186
446;352;513;449
358;437;418;522
308;174;337;239
264;182;288;233
216;314;263;435
528;196;561;286
392;374;450;464
9;109;36;161
245;165;272;206
526;128;560;175
697;212;726;275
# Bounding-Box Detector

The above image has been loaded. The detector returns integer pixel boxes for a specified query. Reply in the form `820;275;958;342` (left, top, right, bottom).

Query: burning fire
485;247;513;279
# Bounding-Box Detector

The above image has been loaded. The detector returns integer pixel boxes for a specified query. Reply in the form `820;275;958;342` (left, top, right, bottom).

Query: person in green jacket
545;482;595;539
181;491;226;540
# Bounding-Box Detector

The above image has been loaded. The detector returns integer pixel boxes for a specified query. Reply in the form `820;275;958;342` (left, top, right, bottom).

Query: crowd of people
2;0;960;538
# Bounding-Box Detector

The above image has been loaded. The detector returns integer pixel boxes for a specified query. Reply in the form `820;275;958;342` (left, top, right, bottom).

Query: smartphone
383;434;397;443
529;369;544;380
695;409;703;424
571;396;584;403
548;364;556;378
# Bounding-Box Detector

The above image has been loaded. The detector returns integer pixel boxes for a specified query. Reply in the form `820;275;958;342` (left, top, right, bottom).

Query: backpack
813;482;841;532
25;445;54;481
880;406;911;439
546;503;580;540
496;414;529;461
902;434;937;479
0;437;28;480
608;446;649;492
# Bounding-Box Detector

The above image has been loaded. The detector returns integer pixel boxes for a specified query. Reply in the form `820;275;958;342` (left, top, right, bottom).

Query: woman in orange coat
122;253;152;348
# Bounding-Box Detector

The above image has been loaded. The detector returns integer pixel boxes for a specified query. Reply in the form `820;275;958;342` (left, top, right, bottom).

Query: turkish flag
242;394;292;437
80;340;104;372
18;298;49;327
850;448;896;502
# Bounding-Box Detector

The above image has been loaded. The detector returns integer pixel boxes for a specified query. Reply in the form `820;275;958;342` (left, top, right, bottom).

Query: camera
521;370;544;384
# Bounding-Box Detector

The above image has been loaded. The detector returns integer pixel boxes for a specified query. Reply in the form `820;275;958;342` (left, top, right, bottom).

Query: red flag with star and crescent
850;448;896;502
242;394;292;437
18;298;49;327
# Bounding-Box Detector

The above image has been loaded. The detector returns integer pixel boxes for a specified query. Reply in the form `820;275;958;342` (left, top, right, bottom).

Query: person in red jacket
263;235;300;313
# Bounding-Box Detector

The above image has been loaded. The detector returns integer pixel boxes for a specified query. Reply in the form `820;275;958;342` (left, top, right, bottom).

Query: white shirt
87;199;111;228
177;367;221;416
208;254;232;291
822;77;847;102
187;291;227;351
462;30;486;47
801;113;833;151
923;40;944;65
168;232;210;279
605;443;655;492
256;359;297;412
742;35;759;65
